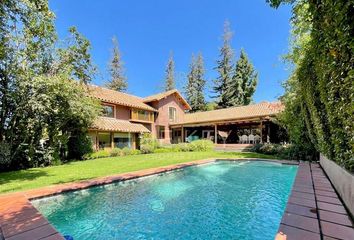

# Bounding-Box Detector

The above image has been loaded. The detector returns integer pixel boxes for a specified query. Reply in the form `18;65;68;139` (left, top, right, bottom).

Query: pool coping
277;162;354;240
0;158;352;240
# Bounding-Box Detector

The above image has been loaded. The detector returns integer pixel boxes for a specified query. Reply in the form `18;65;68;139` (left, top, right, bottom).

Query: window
102;105;114;118
157;126;165;139
114;133;131;149
98;133;111;149
169;107;177;122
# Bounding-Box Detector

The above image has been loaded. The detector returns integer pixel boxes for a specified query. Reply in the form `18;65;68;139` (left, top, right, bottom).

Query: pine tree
185;53;206;112
229;49;258;105
213;21;234;108
106;36;127;92
164;53;175;91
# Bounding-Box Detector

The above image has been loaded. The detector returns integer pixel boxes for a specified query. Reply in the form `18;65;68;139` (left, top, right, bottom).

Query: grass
0;151;276;194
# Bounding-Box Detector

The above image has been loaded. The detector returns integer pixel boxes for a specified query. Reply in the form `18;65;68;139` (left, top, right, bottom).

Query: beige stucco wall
320;154;354;217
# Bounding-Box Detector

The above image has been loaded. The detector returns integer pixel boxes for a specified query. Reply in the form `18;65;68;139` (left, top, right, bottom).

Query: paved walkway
278;162;354;239
0;159;353;239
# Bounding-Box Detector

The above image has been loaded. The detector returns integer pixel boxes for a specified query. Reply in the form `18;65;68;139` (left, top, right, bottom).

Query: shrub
140;144;155;154
174;143;192;152
84;149;111;160
0;142;11;169
67;133;93;160
140;133;159;154
121;147;140;156
110;148;122;157
189;140;214;151
251;143;318;161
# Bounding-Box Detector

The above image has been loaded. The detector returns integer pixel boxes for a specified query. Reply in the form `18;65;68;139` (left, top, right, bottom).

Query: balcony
131;109;154;123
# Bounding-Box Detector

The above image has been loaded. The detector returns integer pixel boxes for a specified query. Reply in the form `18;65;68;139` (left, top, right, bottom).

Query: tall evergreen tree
185;53;206;112
164;53;175;91
105;36;127;92
213;21;234;108
229;49;258;106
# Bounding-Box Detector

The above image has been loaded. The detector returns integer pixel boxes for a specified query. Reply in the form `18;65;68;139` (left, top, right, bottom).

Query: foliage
105;36;128;92
185;53;206;112
269;0;354;171
0;0;100;171
205;102;218;111
121;147;140;156
228;49;258;106
213;22;258;108
110;148;122;157
57;27;97;85
84;149;111;160
0;142;11;170
140;133;159;154
213;21;234;108
67;132;94;160
251;143;317;161
189;140;214;151
164;53;175;91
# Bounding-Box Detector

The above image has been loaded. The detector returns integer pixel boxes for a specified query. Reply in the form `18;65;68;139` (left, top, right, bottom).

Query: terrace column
214;124;218;144
111;132;114;149
181;126;184;143
260;121;263;143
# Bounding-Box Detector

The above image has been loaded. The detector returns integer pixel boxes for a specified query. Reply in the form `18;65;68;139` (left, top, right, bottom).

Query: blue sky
50;0;292;102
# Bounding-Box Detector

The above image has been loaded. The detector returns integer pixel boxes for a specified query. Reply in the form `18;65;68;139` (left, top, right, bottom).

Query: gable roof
88;85;157;112
143;89;191;110
90;117;150;133
172;101;284;125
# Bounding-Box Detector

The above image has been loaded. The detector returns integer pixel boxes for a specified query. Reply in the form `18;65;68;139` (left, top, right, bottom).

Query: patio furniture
241;135;248;144
248;134;255;144
254;135;261;143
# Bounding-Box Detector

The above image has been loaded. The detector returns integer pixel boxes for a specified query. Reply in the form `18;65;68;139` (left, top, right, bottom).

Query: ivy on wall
269;0;354;171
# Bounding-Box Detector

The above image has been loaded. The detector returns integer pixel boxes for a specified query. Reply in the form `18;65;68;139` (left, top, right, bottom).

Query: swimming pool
32;161;297;240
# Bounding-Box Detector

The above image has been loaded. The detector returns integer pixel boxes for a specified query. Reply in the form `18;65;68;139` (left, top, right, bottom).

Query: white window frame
168;107;177;122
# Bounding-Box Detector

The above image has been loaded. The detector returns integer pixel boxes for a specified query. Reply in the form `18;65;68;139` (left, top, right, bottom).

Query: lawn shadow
0;169;50;186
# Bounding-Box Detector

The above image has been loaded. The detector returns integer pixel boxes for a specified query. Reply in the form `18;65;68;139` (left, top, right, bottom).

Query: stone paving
0;159;353;240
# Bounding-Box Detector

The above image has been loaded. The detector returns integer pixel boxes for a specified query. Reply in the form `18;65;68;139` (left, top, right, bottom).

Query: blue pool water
32;161;297;240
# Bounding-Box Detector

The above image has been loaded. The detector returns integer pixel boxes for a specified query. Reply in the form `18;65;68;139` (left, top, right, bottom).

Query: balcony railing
131;109;154;122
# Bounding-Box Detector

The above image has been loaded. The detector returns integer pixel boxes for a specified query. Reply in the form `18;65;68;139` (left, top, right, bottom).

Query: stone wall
320;154;354;217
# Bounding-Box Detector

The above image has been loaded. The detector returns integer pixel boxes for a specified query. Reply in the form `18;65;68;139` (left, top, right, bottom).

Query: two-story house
88;85;191;150
88;85;284;151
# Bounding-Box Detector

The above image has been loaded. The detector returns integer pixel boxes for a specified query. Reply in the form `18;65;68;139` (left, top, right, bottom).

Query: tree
213;21;234;108
185;53;206;112
0;0;100;171
164;53;175;91
57;27;96;85
228;49;258;106
105;36;128;92
269;0;354;171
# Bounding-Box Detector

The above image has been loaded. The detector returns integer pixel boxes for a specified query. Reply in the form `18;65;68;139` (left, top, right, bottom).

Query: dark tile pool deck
278;162;354;240
0;159;353;240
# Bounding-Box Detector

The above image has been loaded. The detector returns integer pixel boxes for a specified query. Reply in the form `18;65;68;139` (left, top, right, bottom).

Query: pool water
32;161;297;240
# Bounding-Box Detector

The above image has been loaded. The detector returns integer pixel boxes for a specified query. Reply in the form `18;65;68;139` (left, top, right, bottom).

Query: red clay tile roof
172;101;284;125
88;85;157;112
90;117;150;133
143;89;191;110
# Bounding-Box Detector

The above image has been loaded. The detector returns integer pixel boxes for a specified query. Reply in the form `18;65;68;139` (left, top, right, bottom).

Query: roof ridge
89;84;144;99
185;101;272;115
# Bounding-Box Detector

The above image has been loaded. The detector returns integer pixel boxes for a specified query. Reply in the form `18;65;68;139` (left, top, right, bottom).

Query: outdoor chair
248;134;255;144
241;135;248;144
254;135;261;143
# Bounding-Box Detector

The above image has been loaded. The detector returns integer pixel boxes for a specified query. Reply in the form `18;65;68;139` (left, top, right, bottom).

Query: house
88;85;284;150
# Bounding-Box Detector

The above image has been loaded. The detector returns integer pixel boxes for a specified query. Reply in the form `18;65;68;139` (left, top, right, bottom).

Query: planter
320;154;354;217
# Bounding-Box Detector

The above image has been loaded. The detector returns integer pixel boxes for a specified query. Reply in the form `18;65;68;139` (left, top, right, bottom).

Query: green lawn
0;151;276;194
